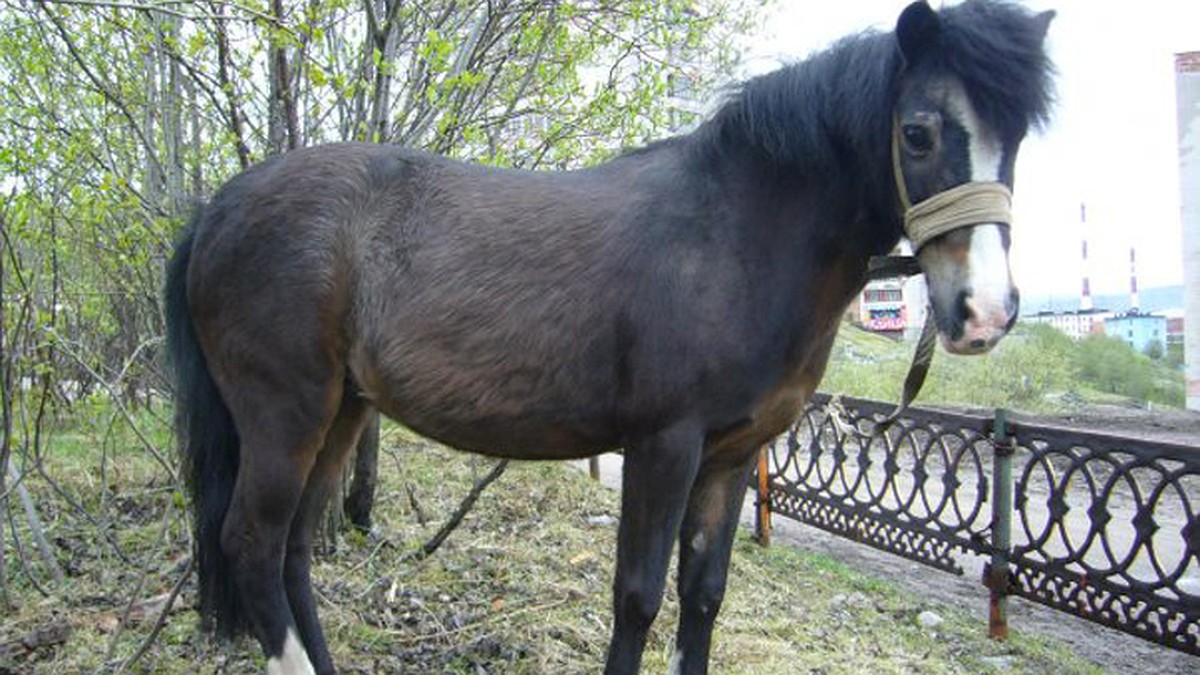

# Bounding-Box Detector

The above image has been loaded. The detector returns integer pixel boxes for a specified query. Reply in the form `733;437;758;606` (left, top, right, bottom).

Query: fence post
588;456;601;481
987;408;1015;640
755;446;771;547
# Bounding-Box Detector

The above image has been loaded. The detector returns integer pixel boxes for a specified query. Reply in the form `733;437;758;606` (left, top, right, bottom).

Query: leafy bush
1072;334;1183;406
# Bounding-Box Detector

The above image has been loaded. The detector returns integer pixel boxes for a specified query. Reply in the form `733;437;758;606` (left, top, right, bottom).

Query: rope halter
890;116;1014;251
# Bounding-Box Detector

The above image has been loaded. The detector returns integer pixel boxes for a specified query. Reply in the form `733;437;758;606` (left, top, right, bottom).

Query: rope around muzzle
866;123;1016;428
903;181;1012;250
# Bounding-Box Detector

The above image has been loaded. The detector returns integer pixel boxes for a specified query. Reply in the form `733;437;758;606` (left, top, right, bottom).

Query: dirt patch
765;517;1198;675
1038;403;1200;446
937;400;1200;447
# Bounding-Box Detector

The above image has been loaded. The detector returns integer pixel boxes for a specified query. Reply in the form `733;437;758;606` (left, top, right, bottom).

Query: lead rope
864;254;935;428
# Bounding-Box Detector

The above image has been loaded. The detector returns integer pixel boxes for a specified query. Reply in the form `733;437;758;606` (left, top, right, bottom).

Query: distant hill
1022;285;1184;315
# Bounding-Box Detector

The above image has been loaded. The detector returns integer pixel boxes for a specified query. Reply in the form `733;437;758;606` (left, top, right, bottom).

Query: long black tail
165;208;244;638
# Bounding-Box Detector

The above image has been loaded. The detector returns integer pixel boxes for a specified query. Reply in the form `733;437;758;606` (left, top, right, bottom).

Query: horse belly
707;376;815;462
372;395;620;460
350;337;621;460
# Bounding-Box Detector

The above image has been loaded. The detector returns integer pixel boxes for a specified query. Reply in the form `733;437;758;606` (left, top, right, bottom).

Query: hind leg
284;392;373;674
219;378;344;674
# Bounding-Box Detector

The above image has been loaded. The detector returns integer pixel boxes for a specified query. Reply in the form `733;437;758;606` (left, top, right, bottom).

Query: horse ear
896;1;941;66
1032;9;1055;43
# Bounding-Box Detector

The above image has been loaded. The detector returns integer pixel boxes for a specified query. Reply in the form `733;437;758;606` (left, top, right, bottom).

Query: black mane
931;1;1055;137
692;0;1054;180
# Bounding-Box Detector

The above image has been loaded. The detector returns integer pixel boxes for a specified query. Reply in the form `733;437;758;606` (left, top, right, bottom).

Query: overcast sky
742;0;1200;307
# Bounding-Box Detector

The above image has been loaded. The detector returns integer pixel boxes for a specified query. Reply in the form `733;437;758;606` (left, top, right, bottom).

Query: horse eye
902;124;935;155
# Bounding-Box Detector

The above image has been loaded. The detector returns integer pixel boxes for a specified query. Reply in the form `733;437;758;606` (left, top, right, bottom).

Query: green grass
2;418;1101;674
822;322;1185;413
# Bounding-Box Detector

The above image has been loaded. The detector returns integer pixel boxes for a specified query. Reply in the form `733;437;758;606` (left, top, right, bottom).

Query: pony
165;1;1054;672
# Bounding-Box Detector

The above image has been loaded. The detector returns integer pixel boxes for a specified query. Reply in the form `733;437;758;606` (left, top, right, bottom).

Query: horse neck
673;145;901;363
684;32;904;262
702;146;902;279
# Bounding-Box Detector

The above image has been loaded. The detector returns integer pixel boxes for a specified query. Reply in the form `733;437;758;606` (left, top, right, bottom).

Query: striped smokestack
1130;247;1139;312
1080;203;1093;311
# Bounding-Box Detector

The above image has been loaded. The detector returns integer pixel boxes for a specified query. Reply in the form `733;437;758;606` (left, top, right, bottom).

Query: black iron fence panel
1007;422;1200;654
761;394;1200;656
764;394;995;574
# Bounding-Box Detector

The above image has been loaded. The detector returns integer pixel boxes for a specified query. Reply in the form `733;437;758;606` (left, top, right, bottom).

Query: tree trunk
365;0;403;142
267;0;300;154
151;11;185;217
0;205;10;610
187;75;203;195
211;4;251;168
142;17;161;210
344;413;380;532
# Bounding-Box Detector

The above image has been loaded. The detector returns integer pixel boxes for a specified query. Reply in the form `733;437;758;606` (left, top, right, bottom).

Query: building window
863;288;902;302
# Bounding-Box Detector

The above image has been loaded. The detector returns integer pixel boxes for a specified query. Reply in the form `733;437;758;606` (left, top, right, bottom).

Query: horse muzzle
918;222;1019;356
944;284;1020;355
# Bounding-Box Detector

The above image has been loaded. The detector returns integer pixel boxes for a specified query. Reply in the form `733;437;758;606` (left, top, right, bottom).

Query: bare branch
405;459;508;562
114;555;192;673
48;331;178;485
8;458;64;585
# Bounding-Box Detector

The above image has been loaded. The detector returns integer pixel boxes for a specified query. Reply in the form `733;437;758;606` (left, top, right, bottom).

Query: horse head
891;1;1054;355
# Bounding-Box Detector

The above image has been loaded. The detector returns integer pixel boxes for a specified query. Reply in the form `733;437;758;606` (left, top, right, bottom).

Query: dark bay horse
166;2;1054;672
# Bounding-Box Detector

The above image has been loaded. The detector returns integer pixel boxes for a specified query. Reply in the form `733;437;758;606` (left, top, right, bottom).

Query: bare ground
765;515;1199;675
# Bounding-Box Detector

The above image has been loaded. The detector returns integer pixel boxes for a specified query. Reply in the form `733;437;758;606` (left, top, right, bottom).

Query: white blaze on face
945;81;1015;342
266;628;316;675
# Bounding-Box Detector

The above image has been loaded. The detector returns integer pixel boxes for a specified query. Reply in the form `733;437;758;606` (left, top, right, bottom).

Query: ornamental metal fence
755;393;1200;655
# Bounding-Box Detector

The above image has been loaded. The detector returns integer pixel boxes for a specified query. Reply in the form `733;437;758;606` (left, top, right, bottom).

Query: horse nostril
969;338;987;350
1005;289;1020;332
955;289;974;314
956;290;975;320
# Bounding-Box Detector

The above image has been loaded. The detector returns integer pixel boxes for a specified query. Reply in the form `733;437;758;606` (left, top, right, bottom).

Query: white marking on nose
967;224;1013;321
266;628;315;675
946;81;1014;335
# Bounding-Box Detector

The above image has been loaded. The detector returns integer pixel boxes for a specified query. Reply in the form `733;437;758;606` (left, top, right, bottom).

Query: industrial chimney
1129;247;1140;313
1080;204;1094;311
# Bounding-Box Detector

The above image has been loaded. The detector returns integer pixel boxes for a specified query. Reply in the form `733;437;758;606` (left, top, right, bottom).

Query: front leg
671;448;760;675
605;421;704;675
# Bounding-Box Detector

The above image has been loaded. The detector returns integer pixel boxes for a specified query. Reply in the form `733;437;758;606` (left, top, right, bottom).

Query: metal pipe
988;408;1015;640
755;446;772;547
